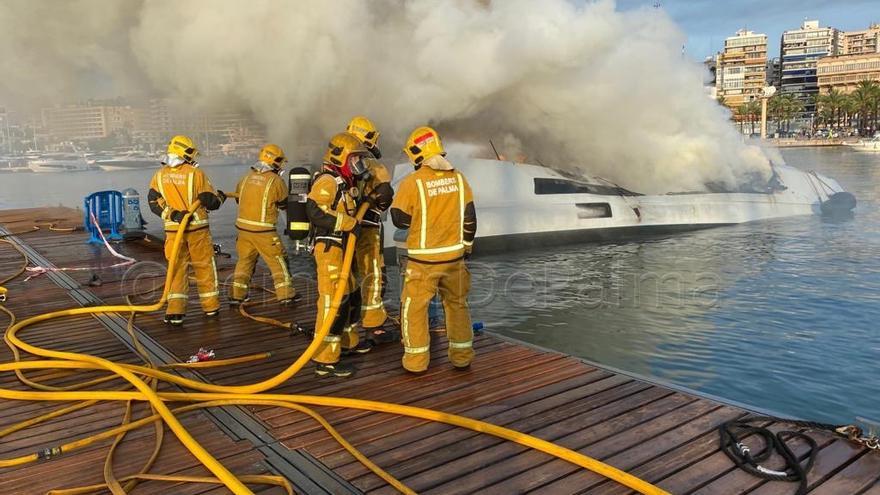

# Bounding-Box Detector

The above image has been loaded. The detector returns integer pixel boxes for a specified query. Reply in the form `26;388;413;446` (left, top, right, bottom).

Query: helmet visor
346;154;369;177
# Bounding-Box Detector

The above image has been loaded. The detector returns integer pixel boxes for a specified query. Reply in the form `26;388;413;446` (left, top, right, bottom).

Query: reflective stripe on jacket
234;169;288;232
148;164;215;231
390;164;476;263
306;170;358;243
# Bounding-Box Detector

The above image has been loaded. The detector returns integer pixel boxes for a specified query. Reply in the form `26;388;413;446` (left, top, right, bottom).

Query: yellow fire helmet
346;115;381;158
323;132;367;165
403;126;446;166
163;134;198;167
259;143;287;169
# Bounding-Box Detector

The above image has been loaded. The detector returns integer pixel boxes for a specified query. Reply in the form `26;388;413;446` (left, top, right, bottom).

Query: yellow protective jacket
359;158;394;227
148;163;222;232
234;168;288;232
390;158;477;263
306;168;358;245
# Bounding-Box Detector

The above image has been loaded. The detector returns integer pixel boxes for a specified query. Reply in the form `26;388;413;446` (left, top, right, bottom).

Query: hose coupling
37;446;62;461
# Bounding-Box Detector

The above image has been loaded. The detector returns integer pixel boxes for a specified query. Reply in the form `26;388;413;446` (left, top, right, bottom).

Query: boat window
534;178;640;196
576;203;612;219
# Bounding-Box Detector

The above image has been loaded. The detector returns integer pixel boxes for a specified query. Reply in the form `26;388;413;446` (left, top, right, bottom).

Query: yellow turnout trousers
356;227;387;328
313;243;360;364
400;258;473;372
164;228;220;315
231;231;294;301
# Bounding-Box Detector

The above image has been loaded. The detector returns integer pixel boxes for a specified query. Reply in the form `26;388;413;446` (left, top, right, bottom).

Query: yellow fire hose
0;202;670;495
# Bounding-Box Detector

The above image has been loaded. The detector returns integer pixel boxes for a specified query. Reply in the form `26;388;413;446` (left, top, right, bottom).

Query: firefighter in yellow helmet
391;126;477;373
307;132;373;377
147;135;225;326
229;144;296;306
345;116;395;343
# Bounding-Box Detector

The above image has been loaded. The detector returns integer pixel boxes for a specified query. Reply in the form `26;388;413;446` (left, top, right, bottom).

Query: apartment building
715;29;768;107
780;20;838;114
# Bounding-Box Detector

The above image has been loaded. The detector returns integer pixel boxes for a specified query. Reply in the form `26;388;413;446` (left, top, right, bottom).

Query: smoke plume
0;0;773;193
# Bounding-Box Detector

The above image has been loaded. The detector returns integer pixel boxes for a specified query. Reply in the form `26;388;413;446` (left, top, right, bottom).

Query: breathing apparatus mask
346;153;370;180
162;153;186;167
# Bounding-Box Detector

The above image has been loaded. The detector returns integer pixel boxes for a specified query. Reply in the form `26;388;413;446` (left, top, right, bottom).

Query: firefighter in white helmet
391;126;477;373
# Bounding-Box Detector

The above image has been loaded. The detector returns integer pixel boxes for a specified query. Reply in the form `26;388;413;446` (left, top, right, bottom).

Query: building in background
837;23;880;55
818;52;880;94
780;20;838;115
703;56;718;98
41;102;135;142
715;29;768;108
766;58;781;88
130;98;267;152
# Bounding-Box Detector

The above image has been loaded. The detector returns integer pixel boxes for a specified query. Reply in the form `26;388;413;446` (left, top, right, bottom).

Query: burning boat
383;158;855;253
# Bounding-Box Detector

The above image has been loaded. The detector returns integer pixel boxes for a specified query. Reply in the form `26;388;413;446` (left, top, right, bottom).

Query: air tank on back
286;166;313;252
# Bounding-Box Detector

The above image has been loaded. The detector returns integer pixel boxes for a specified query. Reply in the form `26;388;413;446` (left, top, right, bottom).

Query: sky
617;0;880;60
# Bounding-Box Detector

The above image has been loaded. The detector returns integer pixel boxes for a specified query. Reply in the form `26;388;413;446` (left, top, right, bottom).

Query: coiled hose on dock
0;203;669;495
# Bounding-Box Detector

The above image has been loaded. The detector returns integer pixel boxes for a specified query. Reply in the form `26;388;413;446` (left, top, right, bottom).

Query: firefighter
147;135;225;326
306;132;373;377
229;144;295;305
345;116;394;343
391;126;477;373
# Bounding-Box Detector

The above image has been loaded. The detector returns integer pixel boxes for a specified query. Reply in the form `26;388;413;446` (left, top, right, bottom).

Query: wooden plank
687;425;834;495
520;408;748;494
856;478;880;495
431;397;721;495
746;439;866;495
349;379;655;491
377;392;699;494
324;370;618;472
798;450;880;495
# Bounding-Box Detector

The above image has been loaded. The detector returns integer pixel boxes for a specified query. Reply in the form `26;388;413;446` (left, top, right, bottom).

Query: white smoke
0;0;773;193
0;1;147;110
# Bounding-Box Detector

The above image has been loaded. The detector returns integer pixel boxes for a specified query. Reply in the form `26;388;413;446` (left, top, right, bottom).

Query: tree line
719;79;880;137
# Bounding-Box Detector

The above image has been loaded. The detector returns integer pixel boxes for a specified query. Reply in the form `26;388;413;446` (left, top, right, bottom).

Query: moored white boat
845;136;880;152
96;152;158;171
27;154;92;173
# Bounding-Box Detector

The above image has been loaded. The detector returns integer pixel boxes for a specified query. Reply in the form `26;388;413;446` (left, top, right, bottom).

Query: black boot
314;362;355;378
163;314;184;326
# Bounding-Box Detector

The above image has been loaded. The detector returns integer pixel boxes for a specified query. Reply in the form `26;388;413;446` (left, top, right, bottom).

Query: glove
350;223;362;239
464;245;473;260
217;190;227;203
169;210;186;223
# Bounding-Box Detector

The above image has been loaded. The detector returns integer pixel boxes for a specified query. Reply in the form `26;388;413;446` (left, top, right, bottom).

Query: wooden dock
1;206;878;494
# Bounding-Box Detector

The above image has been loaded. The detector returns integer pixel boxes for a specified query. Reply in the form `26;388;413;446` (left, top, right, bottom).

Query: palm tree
781;94;804;134
842;95;858;134
816;89;846;130
736;104;749;134
768;95;785;134
851;80;880;136
746;100;761;135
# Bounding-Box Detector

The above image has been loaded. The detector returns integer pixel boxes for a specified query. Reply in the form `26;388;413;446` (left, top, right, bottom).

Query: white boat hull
382;159;848;253
846;137;880;152
28;160;92;173
97;161;156;172
847;144;880;152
